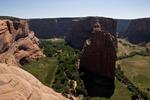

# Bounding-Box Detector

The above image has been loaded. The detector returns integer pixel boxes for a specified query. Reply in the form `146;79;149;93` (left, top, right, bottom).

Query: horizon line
0;15;150;20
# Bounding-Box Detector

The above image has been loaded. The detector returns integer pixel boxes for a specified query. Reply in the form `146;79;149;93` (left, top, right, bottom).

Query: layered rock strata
79;20;117;97
0;63;68;100
0;19;68;100
0;20;44;66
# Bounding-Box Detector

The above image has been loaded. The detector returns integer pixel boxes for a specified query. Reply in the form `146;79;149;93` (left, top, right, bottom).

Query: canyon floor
22;38;150;100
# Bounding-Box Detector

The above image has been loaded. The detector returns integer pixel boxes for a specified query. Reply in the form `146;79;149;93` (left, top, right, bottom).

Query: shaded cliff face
65;17;117;49
117;19;130;37
80;20;117;78
79;20;117;97
29;18;75;38
0;19;44;66
29;17;116;49
125;18;150;44
29;17;150;46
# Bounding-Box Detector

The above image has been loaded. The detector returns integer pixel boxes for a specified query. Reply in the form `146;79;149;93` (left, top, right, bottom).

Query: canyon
29;17;150;45
29;17;116;49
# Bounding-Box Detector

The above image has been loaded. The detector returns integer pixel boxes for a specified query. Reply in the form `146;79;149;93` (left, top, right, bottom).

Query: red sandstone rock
80;20;117;78
0;19;45;66
0;19;69;100
0;63;68;100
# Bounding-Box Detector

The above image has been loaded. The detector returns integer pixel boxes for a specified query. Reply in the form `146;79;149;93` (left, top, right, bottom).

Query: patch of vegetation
117;38;150;99
39;39;85;98
23;57;58;87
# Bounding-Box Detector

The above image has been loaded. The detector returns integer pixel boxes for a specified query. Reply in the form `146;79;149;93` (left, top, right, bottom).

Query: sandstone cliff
0;19;68;100
65;17;117;49
79;19;117;78
79;19;117;97
0;20;44;66
125;18;150;44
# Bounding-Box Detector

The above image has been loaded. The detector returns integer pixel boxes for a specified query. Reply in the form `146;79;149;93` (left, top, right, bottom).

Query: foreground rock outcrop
79;19;117;97
0;63;67;100
125;18;150;44
0;19;44;66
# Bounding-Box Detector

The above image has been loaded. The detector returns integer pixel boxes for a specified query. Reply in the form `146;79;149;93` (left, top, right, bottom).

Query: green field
119;55;150;95
23;57;58;87
117;38;150;99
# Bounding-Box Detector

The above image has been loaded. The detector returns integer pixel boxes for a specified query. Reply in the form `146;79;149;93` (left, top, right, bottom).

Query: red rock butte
80;20;117;79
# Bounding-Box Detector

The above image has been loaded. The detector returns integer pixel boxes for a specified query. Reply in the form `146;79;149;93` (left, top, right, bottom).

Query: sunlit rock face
0;19;44;66
0;19;68;100
79;19;117;98
0;63;68;100
125;18;150;44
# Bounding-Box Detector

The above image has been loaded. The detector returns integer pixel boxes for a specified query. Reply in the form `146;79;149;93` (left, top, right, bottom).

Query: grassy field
111;79;132;100
119;55;150;95
23;57;58;87
117;38;150;98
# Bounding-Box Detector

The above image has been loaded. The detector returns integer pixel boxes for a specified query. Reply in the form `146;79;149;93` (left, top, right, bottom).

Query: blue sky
0;0;150;19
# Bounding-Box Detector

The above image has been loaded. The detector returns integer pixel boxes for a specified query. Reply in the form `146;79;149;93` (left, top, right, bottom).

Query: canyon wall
29;17;150;45
29;17;116;49
65;17;117;49
117;19;130;37
29;18;75;38
125;18;150;44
